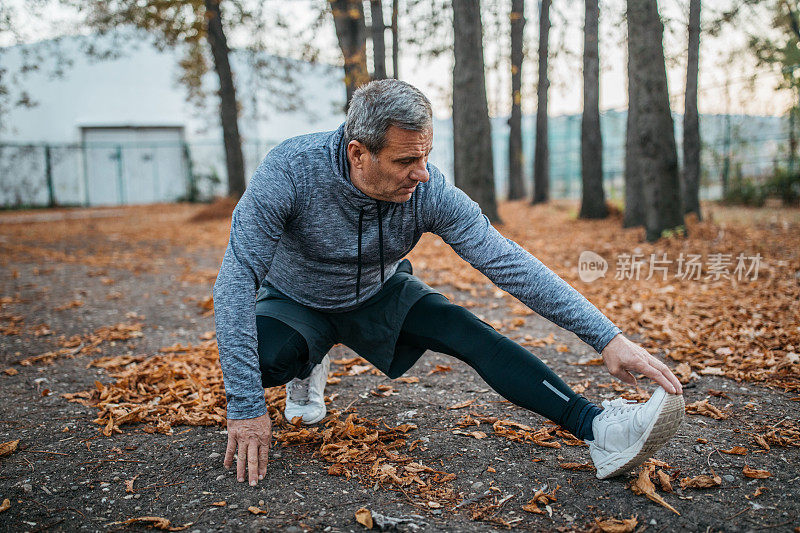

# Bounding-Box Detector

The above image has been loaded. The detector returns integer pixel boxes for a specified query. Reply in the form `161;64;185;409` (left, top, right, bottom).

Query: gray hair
344;79;433;154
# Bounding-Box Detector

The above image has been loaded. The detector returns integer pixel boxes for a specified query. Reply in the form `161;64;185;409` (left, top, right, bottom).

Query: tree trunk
452;0;500;223
370;0;387;79
507;0;526;200
331;0;370;106
391;0;399;78
204;0;246;198
579;0;607;219
623;89;644;227
532;0;550;204
682;0;702;219
626;0;684;241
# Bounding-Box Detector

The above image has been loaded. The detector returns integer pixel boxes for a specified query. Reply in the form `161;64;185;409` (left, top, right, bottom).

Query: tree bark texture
204;0;246;198
452;0;500;222
370;0;387;79
682;0;701;219
331;0;370;106
507;0;526;200
626;0;684;241
532;0;550;204
579;0;607;219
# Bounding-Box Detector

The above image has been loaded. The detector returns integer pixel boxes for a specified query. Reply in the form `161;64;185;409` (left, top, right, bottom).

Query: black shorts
254;259;443;378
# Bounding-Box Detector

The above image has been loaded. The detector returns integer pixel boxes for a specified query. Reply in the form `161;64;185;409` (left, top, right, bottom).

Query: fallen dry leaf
109;516;191;531
248;506;267;515
592;516;638;533
355;507;373;528
656;469;673;492
742;465;771;479
629;466;680;515
428;364;452;375
0;499;9;513
0;440;19;457
4;367;18;376
679;473;722;489
395;376;419;383
720;446;748;455
124;474;139;493
560;462;593;471
685;399;729;420
447;399;476;410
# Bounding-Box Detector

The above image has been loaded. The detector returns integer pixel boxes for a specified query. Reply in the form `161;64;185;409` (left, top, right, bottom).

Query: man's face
348;125;432;203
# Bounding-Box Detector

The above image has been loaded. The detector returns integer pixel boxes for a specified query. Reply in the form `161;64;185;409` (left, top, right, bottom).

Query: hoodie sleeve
422;165;621;354
213;155;300;420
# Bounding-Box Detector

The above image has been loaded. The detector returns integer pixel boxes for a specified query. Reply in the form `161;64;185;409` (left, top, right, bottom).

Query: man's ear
347;140;370;170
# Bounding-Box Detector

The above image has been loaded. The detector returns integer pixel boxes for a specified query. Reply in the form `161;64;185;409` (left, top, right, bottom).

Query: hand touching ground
601;333;683;395
224;412;272;486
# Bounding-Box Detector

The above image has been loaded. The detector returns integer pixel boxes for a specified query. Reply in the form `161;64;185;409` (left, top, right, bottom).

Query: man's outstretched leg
256;315;330;424
397;293;683;479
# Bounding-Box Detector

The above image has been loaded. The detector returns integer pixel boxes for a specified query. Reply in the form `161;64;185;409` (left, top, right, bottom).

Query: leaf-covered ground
0;199;798;532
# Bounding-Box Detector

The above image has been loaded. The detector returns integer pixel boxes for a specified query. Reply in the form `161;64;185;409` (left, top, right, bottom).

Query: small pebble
215;474;225;481
22;484;32;493
209;452;221;459
693;445;702;453
472;481;485;490
723;474;735;483
650;519;657;525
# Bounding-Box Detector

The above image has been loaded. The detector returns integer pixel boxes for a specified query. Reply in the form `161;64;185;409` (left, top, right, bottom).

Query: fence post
44;144;56;207
81;143;90;206
183;142;196;202
115;145;125;205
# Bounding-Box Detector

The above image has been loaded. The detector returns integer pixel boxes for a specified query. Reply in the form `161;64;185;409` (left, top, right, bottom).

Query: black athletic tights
256;293;600;440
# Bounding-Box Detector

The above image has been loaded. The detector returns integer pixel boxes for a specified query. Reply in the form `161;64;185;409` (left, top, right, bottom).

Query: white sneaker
587;386;684;479
284;353;331;425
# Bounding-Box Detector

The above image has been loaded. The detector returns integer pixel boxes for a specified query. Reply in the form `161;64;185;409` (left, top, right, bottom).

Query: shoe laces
287;376;311;405
597;397;640;420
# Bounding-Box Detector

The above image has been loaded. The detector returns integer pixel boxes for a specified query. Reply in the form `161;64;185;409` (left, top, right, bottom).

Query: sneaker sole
595;392;685;479
284;409;327;425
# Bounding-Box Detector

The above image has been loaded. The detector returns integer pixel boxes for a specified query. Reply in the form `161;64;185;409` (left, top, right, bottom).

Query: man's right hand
224;412;272;486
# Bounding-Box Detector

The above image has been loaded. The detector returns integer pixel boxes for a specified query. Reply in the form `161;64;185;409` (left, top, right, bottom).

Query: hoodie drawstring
356;208;364;303
376;200;385;284
355;200;385;305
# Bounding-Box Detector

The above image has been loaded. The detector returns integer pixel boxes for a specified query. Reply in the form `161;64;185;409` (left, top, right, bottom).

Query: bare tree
682;0;702;219
626;0;684;241
204;0;245;197
532;0;551;204
452;0;500;222
579;0;607;218
331;0;370;106
370;0;387;79
507;0;526;200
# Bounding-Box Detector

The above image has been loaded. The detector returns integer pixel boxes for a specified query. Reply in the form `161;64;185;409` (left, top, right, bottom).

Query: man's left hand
601;333;683;395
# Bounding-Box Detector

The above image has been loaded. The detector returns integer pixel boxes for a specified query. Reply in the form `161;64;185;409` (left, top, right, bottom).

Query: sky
0;0;792;119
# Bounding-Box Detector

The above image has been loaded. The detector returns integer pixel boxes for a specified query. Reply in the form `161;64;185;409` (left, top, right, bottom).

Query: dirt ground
0;200;798;532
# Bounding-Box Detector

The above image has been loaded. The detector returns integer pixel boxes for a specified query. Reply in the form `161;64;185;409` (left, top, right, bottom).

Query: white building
0;28;348;207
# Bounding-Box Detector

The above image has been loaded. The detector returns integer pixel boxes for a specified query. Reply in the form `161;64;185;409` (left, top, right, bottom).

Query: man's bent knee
256;316;310;387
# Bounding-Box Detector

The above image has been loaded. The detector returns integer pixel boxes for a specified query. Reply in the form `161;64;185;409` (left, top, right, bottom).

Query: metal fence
0;112;794;208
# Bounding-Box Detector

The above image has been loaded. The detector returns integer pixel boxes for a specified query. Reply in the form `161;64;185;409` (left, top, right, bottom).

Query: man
213;79;684;488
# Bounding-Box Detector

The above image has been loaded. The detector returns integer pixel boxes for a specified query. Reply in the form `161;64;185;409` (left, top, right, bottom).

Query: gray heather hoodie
213;123;621;419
